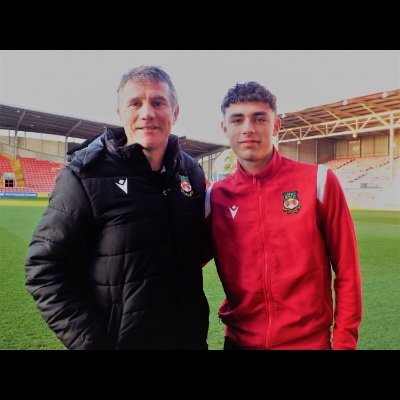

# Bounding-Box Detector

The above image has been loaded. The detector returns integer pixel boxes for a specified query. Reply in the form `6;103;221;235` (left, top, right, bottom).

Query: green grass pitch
1;198;399;349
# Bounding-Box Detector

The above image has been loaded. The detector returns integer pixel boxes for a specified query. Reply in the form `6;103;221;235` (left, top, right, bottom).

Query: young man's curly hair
221;81;277;115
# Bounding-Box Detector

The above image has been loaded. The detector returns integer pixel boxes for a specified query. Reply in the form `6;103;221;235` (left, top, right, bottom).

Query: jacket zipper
255;175;272;349
163;175;181;347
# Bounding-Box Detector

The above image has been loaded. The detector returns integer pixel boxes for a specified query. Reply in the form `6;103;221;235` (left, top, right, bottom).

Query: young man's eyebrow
229;111;270;119
228;113;244;119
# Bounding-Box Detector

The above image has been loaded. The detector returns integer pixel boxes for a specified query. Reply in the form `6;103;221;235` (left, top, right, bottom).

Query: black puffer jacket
25;128;209;349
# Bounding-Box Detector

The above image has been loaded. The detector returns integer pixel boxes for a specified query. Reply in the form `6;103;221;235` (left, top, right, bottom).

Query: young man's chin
238;150;259;162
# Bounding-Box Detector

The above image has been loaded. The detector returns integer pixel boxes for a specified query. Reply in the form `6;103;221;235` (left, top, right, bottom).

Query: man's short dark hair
221;81;277;115
117;65;178;109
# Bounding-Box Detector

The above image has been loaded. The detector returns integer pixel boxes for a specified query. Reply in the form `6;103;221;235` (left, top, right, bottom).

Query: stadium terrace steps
10;157;25;187
331;156;391;187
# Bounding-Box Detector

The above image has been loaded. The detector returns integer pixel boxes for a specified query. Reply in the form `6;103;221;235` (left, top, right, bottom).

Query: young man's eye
231;119;241;124
255;117;266;123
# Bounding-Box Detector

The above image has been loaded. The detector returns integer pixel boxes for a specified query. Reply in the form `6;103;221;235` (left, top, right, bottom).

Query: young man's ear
273;117;281;137
221;120;228;137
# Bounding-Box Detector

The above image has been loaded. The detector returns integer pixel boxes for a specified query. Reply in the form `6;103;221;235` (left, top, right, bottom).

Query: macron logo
115;178;128;194
229;205;239;219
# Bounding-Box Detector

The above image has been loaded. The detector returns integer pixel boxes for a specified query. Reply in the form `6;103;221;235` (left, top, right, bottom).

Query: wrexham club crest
179;175;193;197
282;191;301;214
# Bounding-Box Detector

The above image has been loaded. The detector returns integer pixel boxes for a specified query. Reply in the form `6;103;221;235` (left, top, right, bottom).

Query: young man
207;81;362;350
25;66;209;349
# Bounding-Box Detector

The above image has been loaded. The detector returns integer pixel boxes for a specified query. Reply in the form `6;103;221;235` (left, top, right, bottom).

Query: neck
239;149;274;175
143;147;166;171
124;138;168;171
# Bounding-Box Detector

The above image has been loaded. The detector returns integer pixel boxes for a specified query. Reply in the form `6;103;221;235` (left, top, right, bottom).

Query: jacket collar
235;147;282;182
105;127;181;172
68;126;181;173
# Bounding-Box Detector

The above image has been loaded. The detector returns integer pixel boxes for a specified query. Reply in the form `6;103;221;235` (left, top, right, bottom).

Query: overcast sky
1;50;399;144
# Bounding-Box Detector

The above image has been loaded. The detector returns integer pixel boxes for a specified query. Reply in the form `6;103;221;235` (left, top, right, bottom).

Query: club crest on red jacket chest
282;191;301;214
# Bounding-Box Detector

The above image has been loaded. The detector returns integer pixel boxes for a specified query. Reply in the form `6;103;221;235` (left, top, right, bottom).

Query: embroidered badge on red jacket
282;191;301;214
179;175;193;197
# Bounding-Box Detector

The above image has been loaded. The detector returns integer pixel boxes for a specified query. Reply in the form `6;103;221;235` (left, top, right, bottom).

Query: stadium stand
19;157;63;192
331;156;390;188
276;89;400;210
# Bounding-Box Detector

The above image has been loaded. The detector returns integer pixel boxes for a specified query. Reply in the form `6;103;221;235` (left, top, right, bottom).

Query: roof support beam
279;109;399;143
14;110;26;158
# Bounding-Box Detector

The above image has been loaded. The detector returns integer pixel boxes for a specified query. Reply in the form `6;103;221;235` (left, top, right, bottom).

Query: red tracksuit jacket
207;149;362;349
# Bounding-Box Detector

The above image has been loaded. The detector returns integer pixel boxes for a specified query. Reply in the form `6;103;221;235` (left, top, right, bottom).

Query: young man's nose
242;119;255;135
